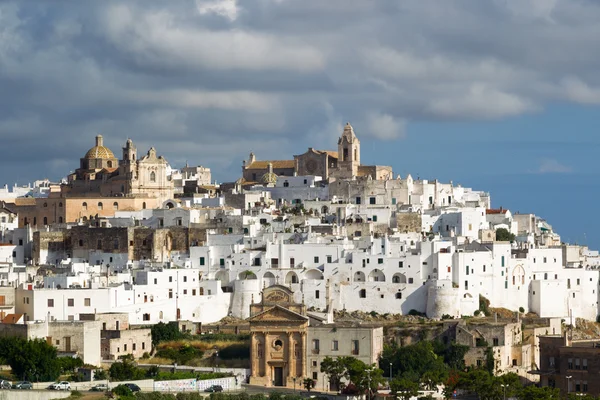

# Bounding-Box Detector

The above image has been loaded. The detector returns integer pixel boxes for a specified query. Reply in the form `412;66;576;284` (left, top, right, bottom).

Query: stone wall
396;212;422;233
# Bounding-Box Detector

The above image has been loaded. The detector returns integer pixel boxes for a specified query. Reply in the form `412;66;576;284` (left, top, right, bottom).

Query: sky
1;0;600;247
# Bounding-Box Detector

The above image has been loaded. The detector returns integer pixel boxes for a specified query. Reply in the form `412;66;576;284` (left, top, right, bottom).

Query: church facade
247;285;383;389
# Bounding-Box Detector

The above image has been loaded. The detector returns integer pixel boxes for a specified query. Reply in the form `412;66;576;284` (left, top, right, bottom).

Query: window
43;217;48;225
493;338;499;346
501;256;505;267
583;382;588;392
192;289;196;296
142;342;145;350
48;299;54;307
332;340;339;351
254;258;261;266
124;344;128;352
169;276;173;282
312;339;320;353
290;258;295;268
327;255;332;263
312;372;318;380
568;358;573;369
169;290;173;299
399;261;403;268
154;278;157;284
315;290;320;299
351;340;359;355
392;198;396;205
183;289;187;295
583;359;588;370
408;278;414;284
84;298;91;307
369;197;376;205
67;299;74;307
150;171;156;182
183;276;187;283
575;358;581;370
132;343;136;351
113;239;119;250
200;257;205;266
395;293;402;299
359;289;366;298
464;280;468;290
97;240;102;250
82;202;87;211
98;202;103;210
356;196;361;204
43;202;47;208
220;258;225;266
466;266;469;275
314;256;319;263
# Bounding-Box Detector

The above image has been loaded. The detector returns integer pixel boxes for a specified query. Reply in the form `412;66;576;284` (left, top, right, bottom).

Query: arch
463;293;473;298
238;271;257;280
82;216;87;222
433;268;438;273
354;271;366;282
43;202;47;208
392;273;407;284
113;202;119;210
98;202;103;210
107;160;113;168
263;271;277;287
165;201;175;209
142;202;147;210
43;217;48;225
304;269;324;280
58;217;63;224
82;202;87;210
150;171;156;182
58;202;63;208
512;265;526;286
368;269;386;282
321;206;329;214
285;271;299;284
215;270;229;285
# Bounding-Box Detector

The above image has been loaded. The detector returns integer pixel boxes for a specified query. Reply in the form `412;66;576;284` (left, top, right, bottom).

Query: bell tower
337;122;360;178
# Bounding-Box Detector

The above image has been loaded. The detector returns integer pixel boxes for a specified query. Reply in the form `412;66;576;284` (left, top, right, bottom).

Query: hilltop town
0;124;597;393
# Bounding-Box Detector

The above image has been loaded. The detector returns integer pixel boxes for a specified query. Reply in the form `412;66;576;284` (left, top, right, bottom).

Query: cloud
2;0;600;184
364;112;406;140
537;158;573;174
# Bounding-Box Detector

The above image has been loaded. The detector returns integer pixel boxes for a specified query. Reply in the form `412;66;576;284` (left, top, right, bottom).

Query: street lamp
566;376;572;394
500;384;507;400
389;362;393;381
293;377;296;392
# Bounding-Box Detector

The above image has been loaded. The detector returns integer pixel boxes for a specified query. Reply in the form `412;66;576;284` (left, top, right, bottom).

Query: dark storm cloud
1;0;600;184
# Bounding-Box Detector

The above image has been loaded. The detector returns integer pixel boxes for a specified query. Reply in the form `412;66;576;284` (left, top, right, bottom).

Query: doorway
274;367;284;386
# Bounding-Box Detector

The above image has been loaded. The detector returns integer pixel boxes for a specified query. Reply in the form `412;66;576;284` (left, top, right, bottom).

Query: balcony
312;349;320;355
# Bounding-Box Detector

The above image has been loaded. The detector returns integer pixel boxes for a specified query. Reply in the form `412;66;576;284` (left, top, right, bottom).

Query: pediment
248;305;308;323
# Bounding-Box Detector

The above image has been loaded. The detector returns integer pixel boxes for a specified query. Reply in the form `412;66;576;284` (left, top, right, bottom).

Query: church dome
84;135;115;159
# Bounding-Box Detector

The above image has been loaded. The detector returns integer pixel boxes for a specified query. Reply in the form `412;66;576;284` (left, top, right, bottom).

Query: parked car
12;381;33;390
123;383;141;392
0;380;11;389
204;385;223;393
50;381;71;390
90;383;109;392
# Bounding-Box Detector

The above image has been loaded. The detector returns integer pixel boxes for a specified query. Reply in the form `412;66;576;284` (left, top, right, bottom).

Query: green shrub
112;384;132;397
519;307;525;313
218;343;250;360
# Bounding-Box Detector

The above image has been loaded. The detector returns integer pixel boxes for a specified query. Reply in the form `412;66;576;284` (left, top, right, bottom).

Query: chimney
96;135;103;147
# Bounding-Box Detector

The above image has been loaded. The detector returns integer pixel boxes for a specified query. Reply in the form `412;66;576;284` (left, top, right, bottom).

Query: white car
50;381;71;391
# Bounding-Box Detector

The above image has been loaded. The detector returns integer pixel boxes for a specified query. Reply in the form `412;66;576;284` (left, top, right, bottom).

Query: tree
495;228;515;242
302;378;315;392
518;385;560;400
0;337;60;381
390;378;419;400
320;356;346;392
381;341;447;385
150;322;183;347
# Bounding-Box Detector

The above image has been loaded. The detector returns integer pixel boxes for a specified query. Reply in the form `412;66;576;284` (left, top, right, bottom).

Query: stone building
247;284;384;389
536;333;600;395
241;123;392;184
248;285;308;388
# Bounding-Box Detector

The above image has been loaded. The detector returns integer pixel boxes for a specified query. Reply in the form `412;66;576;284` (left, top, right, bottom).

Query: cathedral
241;123;393;184
64;135;173;202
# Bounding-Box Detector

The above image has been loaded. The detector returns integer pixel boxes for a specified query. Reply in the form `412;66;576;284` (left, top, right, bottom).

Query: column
264;333;270;383
287;331;295;378
301;331;307;377
251;332;258;377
